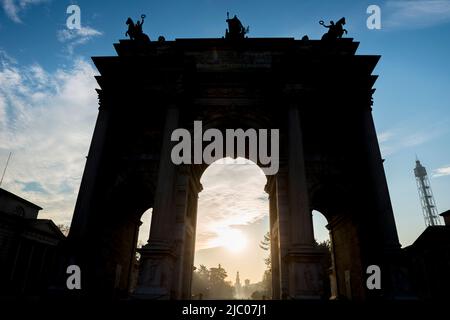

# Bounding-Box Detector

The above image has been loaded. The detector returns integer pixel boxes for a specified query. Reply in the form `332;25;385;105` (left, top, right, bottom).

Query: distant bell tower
235;271;242;297
414;158;441;226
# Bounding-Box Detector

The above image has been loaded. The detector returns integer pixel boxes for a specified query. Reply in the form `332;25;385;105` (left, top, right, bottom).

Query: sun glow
213;228;248;253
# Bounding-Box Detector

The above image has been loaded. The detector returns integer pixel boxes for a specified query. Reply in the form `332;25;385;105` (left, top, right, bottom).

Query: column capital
138;239;176;257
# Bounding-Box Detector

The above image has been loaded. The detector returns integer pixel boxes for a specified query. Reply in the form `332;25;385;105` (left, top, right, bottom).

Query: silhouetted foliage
315;239;331;251
57;224;70;236
192;264;234;299
250;290;268;300
259;231;272;298
314;239;332;299
259;231;271;271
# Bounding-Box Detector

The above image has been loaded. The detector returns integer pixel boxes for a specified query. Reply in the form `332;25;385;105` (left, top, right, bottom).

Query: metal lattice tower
414;159;441;226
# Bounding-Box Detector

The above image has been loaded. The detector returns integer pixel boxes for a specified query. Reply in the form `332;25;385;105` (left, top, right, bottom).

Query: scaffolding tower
414;158;441;226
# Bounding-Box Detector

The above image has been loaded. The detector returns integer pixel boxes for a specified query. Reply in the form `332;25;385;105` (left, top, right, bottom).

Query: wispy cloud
57;26;103;55
121;158;270;249
378;121;448;157
0;50;98;225
1;0;48;23
196;158;269;250
378;130;395;144
384;0;450;29
432;165;450;177
0;49;17;64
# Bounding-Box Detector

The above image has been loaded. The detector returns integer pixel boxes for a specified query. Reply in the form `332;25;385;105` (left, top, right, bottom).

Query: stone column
21;243;35;294
286;104;323;299
288;104;314;246
181;170;202;299
171;167;199;299
171;170;189;299
133;104;180;299
265;175;280;299
327;225;339;299
275;165;291;299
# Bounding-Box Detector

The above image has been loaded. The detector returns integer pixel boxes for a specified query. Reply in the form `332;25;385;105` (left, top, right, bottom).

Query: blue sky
1;0;450;282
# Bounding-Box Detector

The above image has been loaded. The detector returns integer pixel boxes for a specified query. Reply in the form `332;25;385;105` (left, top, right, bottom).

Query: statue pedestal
286;245;325;299
133;240;176;300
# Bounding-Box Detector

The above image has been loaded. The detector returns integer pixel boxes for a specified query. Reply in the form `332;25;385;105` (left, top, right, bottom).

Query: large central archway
191;157;270;299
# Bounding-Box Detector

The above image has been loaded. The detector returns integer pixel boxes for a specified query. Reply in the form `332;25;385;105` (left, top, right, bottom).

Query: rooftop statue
319;17;347;40
225;12;249;40
126;14;151;43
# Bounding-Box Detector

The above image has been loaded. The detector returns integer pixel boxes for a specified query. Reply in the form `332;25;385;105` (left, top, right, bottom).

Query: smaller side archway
128;208;153;293
312;209;333;300
310;183;365;300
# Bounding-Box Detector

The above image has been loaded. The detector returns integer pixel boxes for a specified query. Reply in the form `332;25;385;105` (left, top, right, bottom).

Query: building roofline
0;187;43;210
440;210;450;217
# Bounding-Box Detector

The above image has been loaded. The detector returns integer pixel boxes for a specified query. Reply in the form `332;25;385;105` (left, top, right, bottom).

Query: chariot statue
225;12;249;39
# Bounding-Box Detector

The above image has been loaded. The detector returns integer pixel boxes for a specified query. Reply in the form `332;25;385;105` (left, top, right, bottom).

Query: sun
218;228;248;253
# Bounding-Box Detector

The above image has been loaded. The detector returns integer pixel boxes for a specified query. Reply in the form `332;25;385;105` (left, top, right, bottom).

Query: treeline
191;264;234;299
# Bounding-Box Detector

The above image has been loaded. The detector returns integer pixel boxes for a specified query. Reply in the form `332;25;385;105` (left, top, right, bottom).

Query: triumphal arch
68;20;405;300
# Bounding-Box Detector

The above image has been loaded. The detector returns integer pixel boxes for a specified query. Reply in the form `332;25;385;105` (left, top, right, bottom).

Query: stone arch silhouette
68;37;403;300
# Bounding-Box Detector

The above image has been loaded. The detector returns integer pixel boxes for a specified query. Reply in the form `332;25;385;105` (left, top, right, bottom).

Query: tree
314;239;332;299
209;264;228;286
259;232;272;298
192;265;210;299
57;224;70;236
315;239;331;251
259;232;271;271
259;232;270;250
197;264;209;280
209;264;234;299
191;264;234;299
251;290;268;300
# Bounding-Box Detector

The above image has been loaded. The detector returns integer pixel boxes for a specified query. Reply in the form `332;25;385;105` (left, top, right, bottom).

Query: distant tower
235;271;242;298
414;158;441;226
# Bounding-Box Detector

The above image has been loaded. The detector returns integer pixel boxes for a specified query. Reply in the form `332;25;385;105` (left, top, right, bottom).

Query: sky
1;0;450;283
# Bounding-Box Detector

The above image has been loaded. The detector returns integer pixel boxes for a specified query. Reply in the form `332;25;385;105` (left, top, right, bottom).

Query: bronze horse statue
126;14;150;42
320;17;348;40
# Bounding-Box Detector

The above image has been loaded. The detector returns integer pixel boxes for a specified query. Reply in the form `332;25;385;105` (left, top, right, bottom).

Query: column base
132;240;176;300
286;245;326;300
